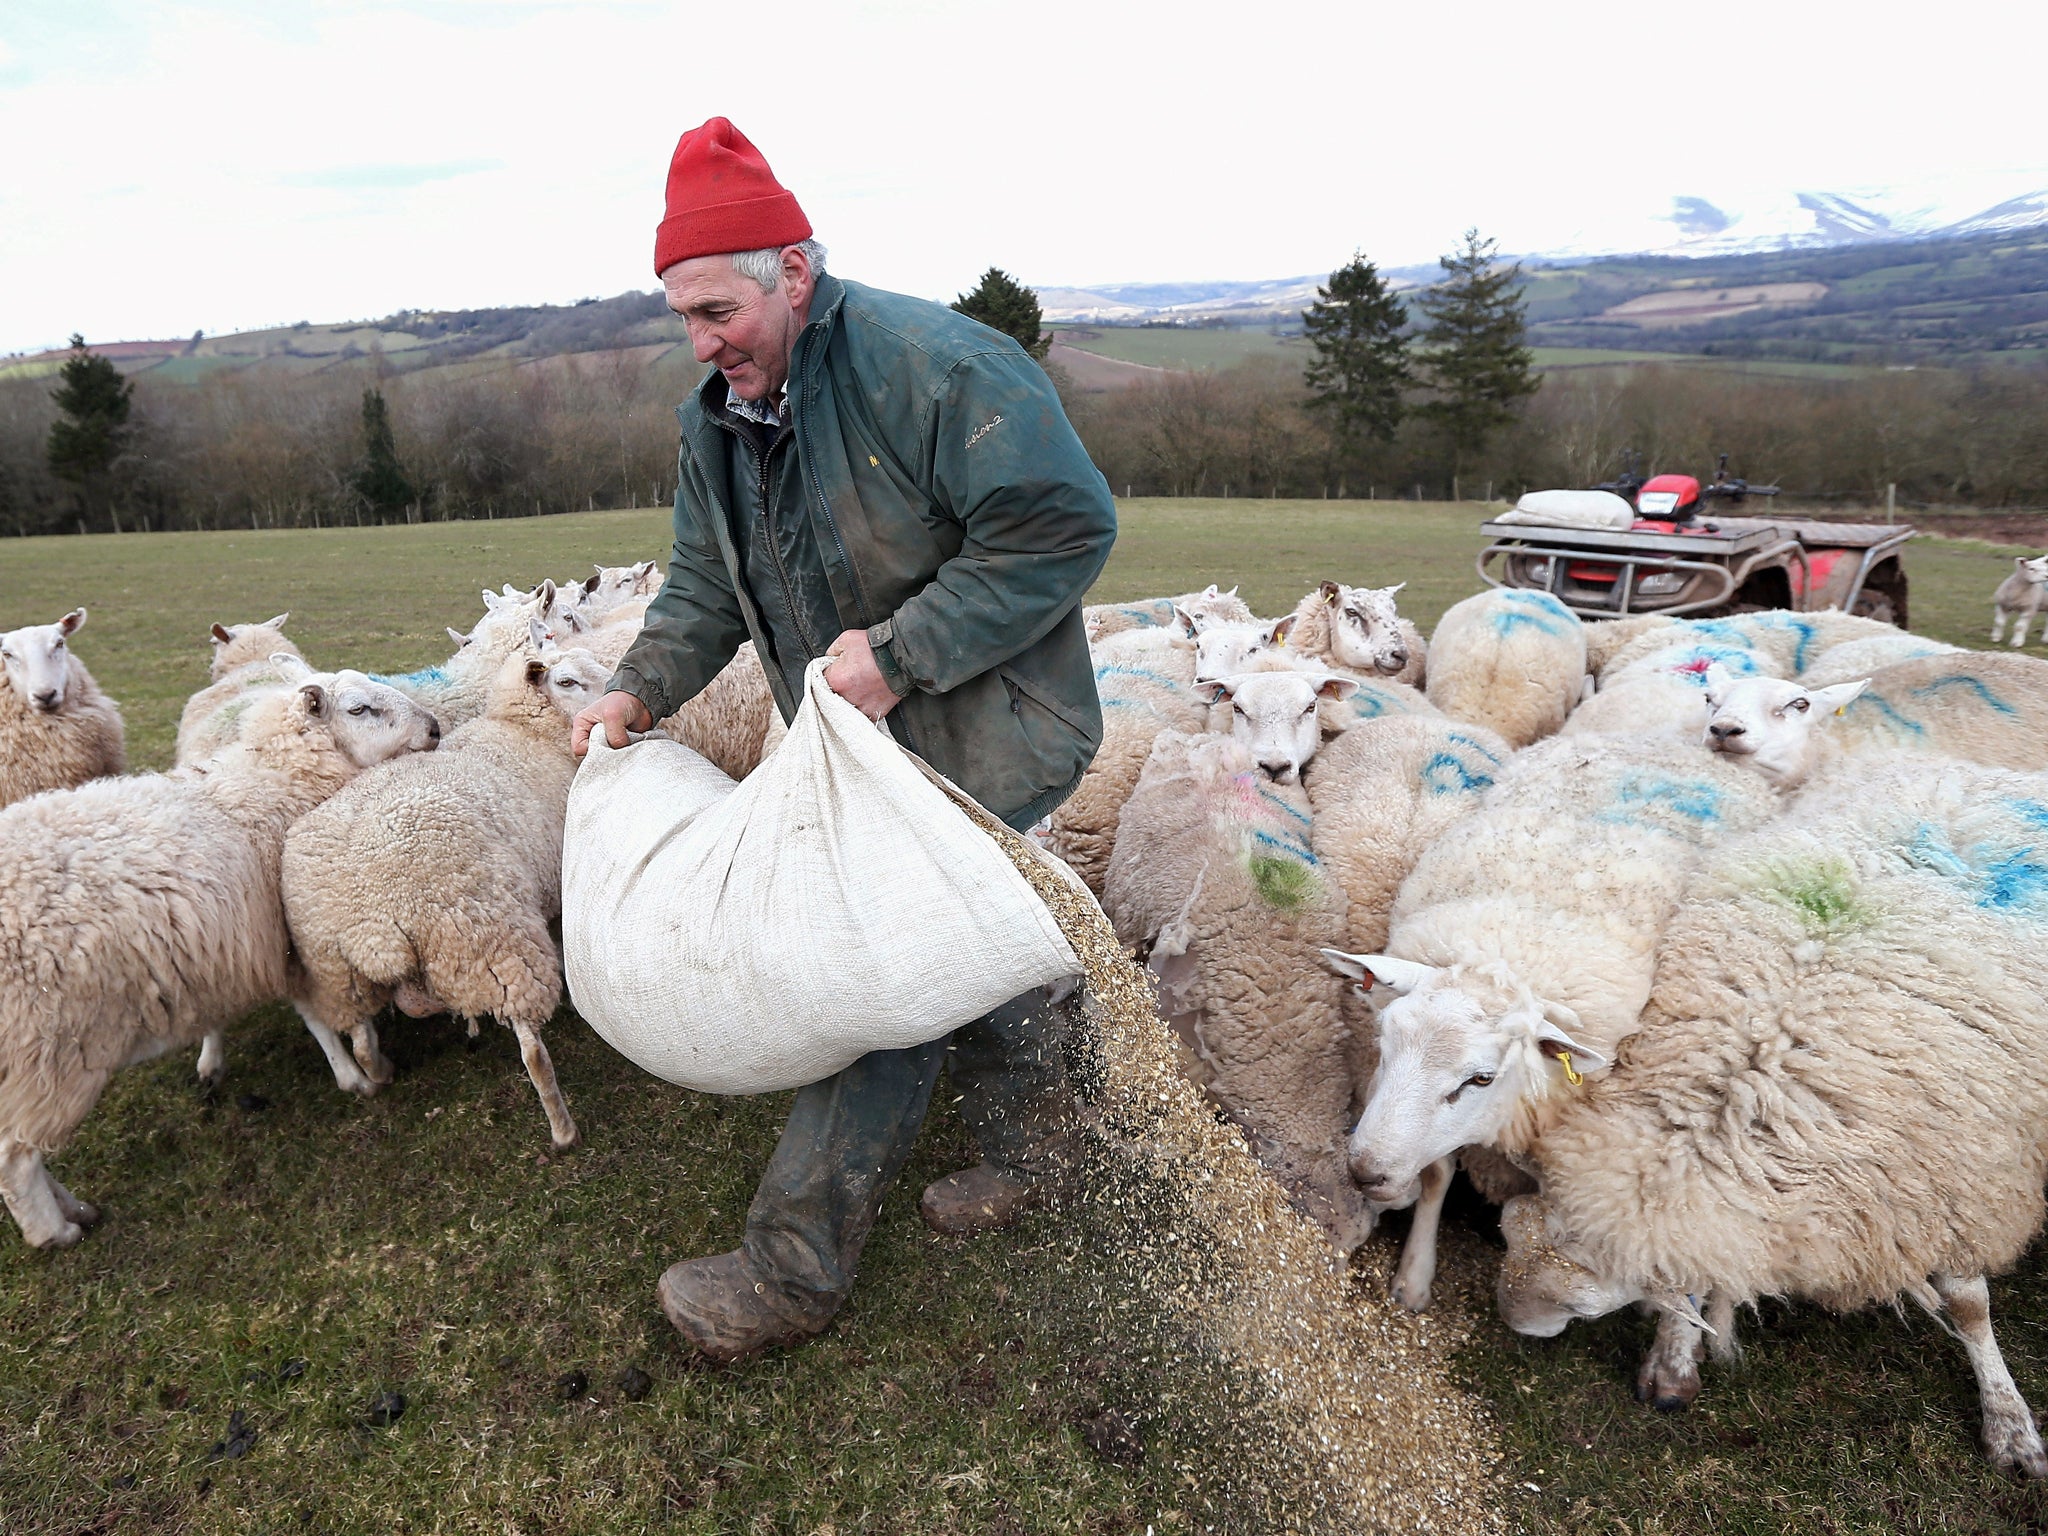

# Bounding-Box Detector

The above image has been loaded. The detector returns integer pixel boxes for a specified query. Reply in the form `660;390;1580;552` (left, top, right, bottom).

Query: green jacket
609;274;1117;829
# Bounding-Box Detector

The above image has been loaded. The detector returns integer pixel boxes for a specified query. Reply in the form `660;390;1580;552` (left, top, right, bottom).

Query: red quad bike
1478;454;1913;626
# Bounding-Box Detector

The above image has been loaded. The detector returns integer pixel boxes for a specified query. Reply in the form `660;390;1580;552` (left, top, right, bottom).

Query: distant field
1;505;2043;1535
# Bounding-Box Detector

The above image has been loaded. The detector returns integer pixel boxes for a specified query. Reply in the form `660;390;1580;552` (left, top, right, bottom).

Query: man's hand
825;630;904;721
573;690;654;756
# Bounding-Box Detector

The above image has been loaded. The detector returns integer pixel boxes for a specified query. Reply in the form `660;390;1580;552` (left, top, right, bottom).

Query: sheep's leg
1705;1291;1739;1363
292;1002;379;1097
1992;608;2007;643
1934;1273;2048;1478
508;1020;579;1151
1636;1306;1707;1412
347;1015;396;1088
195;1031;226;1088
1389;1155;1453;1312
42;1167;99;1230
2016;609;2036;649
0;1138;85;1249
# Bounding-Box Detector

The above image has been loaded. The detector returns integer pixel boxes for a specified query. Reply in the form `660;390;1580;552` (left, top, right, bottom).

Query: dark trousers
739;984;1072;1321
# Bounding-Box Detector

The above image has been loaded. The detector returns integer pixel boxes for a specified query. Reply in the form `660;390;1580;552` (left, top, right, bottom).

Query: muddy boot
920;1162;1046;1236
657;1250;831;1365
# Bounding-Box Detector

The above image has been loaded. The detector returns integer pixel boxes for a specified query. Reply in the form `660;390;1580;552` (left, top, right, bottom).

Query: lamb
1991;554;2048;648
1701;651;2048;787
1083;583;1253;643
1424;588;1586;748
1562;638;1781;743
1102;727;1372;1255
0;608;125;811
281;642;612;1151
1283;580;1426;688
176;615;309;768
1328;732;1781;1309
0;671;438;1247
1494;761;2048;1476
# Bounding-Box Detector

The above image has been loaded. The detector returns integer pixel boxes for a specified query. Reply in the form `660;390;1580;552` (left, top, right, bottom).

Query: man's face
661;249;814;401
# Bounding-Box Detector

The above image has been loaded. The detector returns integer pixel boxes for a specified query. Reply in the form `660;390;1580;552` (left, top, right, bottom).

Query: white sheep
587;560;661;616
1597;609;1897;685
1103;727;1372;1254
1580;613;1679;678
1495;760;2048;1476
1328;732;1781;1309
1701;650;2048;787
176;614;308;769
373;579;558;733
0;608;125;811
1083;583;1253;643
1283;580;1426;688
1209;667;1360;784
1991;555;2048;648
282;642;610;1150
1425;589;1586;749
0;671;438;1248
1562;638;1782;744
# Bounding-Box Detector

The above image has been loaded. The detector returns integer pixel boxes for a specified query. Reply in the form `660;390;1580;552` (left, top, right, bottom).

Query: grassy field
2;502;2045;1534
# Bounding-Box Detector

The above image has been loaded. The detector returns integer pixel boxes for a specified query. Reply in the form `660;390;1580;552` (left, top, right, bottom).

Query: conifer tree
46;335;134;532
1415;230;1539;478
353;388;418;522
952;268;1051;359
1302;254;1412;450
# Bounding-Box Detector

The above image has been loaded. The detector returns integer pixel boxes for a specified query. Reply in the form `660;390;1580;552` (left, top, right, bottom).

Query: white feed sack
1492;488;1635;530
562;658;1081;1094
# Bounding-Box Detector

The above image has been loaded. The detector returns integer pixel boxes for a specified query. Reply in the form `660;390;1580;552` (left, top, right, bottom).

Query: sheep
588;560;661;616
1327;732;1781;1309
1102;727;1372;1255
1596;609;1897;685
1046;626;1211;893
1580;613;1679;677
1083;583;1253;643
1701;651;2048;788
176;616;310;769
1562;639;1782;744
372;579;558;733
1795;629;1957;689
1494;760;2048;1476
1283;580;1426;688
0;608;125;811
0;671;439;1248
1425;588;1586;749
281;643;612;1151
1991;554;2048;648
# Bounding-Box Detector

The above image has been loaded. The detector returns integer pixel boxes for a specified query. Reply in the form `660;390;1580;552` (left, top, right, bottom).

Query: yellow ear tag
1559;1050;1583;1087
868;455;879;467
1835;705;1846;715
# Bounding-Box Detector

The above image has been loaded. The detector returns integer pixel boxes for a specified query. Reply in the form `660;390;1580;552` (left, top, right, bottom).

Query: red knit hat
654;118;812;276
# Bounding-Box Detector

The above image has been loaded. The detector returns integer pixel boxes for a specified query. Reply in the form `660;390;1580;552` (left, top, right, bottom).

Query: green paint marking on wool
1249;854;1317;913
1768;858;1868;935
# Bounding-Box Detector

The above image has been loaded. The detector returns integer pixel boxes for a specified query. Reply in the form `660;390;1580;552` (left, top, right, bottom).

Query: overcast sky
4;0;2045;354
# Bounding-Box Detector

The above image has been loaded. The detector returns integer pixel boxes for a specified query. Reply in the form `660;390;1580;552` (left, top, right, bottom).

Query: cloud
284;158;503;191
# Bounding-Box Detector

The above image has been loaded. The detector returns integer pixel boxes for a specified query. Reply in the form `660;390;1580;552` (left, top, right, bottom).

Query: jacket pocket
998;662;1095;739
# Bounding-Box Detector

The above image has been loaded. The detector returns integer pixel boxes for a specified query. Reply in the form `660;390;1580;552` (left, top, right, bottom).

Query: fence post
1886;482;1896;523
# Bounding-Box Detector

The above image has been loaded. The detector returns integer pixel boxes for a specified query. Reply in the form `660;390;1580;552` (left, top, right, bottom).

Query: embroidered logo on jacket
964;414;1004;450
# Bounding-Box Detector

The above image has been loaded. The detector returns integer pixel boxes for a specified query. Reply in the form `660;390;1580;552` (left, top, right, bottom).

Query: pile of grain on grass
926;769;1503;1533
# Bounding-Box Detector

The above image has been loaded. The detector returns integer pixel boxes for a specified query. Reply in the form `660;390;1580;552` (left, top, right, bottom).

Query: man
571;118;1116;1364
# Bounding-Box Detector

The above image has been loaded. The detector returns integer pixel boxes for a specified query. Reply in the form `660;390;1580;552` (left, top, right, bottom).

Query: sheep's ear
1533;1004;1608;1077
582;573;601;595
1382;581;1407;599
1171;603;1200;637
1320;950;1435;994
537;578;557;610
1808;678;1868;716
2020;558;2032;572
529;615;550;651
1268;614;1297;645
210;622;233;644
58;608;86;636
269;652;313;681
1319;579;1340;604
266;612;289;630
1200;582;1221;599
526;658;549;687
482;589;505;611
1314;674;1359;702
298;681;328;718
634;560;656;579
1701;662;1735;705
448;626;469;646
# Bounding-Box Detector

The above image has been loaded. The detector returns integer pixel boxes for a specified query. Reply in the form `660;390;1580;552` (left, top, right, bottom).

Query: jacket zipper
716;412;819;661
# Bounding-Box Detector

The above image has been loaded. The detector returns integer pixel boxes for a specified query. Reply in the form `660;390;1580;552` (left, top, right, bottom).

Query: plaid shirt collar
724;384;787;428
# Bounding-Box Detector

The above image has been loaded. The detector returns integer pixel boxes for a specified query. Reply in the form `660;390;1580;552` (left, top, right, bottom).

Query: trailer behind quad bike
1477;461;1914;626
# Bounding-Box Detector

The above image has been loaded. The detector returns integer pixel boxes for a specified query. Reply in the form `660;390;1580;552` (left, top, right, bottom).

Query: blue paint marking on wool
2010;800;2048;830
1347;691;1391;719
1910;674;2017;717
1255;786;1314;831
1248;825;1319;866
1421;752;1494;796
1979;848;2048;912
1444;731;1504;765
1904;821;2048;915
1734;612;1820;670
1094;663;1181;692
1658;645;1760;687
1846;691;1926;737
370;665;448;689
1597;771;1725;829
1488;590;1571;639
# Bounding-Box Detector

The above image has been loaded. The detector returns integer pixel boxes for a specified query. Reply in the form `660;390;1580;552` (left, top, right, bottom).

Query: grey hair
730;239;827;291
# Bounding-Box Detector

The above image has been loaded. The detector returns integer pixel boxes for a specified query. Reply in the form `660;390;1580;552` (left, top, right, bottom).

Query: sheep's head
206;612;290;679
1323;952;1609;1202
524;646;611;720
0;608;86;712
1495;1194;1645;1337
1213;668;1356;783
1700;664;1867;787
1186;613;1295;686
1318;579;1411;675
2016;555;2048;588
292;667;441;765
